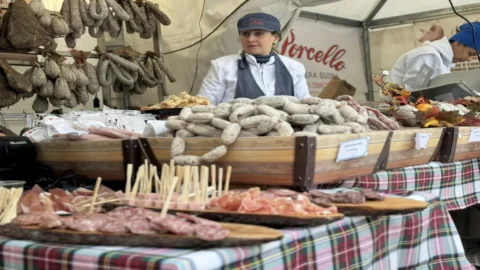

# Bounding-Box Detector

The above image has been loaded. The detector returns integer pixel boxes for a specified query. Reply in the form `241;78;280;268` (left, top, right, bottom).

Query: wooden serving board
103;204;344;228
331;197;429;216
0;222;283;248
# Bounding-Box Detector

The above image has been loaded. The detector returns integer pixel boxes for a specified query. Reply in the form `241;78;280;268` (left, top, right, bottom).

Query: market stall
1;1;480;270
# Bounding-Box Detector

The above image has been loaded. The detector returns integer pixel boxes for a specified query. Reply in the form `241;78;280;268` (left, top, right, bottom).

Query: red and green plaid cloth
320;158;480;211
0;191;474;270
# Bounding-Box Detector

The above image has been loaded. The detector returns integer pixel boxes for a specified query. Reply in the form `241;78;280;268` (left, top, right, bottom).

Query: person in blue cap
387;22;479;91
198;12;311;104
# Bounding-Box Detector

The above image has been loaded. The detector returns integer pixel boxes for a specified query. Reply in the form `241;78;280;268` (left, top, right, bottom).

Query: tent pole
362;25;374;101
363;0;387;101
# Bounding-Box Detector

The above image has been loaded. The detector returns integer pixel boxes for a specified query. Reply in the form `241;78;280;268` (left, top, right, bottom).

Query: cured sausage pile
96;50;176;96
208;188;338;215
20;53;101;112
55;0;171;48
29;0;70;37
12;206;229;241
308;189;385;207
166;95;399;165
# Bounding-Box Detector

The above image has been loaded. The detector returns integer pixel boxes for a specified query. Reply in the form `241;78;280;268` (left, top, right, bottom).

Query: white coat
387;37;454;91
198;53;311;105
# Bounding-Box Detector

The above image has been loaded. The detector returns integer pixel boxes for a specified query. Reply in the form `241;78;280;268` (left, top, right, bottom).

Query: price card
336;137;369;162
415;132;430;150
469;128;480;143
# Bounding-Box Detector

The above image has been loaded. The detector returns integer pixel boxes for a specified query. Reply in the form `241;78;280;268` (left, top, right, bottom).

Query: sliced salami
125;218;157;235
361;189;385;201
311;197;332;207
12;213;45;226
195;224;229;241
161;218;196;235
175;213;222;228
101;220;129;234
266;188;299;197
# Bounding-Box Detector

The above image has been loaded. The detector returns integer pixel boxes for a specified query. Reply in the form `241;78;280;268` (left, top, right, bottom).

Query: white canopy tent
155;0;480;105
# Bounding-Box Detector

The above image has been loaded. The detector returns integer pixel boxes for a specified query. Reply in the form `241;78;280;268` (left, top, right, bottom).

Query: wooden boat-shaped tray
103;204;344;228
331;197;429;216
0;222;283;248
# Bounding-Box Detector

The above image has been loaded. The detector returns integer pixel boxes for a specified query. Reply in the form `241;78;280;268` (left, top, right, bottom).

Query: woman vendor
387;22;480;91
197;12;311;105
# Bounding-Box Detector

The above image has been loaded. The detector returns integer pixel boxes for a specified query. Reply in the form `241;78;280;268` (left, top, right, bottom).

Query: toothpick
161;176;178;218
80;198;121;208
125;164;133;197
175;166;185;196
131;165;144;199
155;173;161;199
89;177;102;213
169;159;175;184
200;166;206;203
211;165;216;198
218;168;223;197
146;165;154;196
193;166;200;203
154;167;159;194
202;166;209;203
182;166;191;202
225;166;232;194
143;159;149;194
162;164;169;200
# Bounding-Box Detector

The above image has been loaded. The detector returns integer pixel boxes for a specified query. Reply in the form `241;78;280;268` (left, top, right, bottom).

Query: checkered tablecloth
319;158;480;212
0;191;474;270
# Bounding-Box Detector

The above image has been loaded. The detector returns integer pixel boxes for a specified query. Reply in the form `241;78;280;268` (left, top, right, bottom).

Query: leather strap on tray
372;131;393;173
439;127;458;163
122;139;141;180
137;138;161;169
429;128;446;162
292;136;316;191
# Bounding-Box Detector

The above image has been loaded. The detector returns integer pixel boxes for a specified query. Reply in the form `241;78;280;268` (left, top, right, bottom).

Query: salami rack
118;159;232;211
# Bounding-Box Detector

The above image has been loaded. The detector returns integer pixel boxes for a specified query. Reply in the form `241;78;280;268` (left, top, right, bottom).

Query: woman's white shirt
198;53;311;105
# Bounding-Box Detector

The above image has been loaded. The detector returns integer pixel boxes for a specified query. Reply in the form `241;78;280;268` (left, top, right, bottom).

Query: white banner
279;17;368;100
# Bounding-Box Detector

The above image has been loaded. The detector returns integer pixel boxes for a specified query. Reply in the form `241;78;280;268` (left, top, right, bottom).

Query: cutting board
0;222;283;248
331;197;429;216
103;204;344;228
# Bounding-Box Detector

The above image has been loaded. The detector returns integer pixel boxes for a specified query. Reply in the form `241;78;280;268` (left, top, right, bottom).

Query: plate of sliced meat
0;207;283;248
308;189;429;216
105;188;345;228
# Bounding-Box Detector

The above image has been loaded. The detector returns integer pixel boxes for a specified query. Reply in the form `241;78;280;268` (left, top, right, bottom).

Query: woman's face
240;30;279;55
451;42;478;63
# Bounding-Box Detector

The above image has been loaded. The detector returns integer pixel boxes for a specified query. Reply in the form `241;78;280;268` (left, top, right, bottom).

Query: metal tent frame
299;2;480;101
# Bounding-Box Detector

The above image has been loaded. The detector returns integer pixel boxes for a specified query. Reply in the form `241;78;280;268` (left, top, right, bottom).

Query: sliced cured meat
125;218;157;235
361;189;385;201
343;192;365;204
88;127;131;139
311;197;332;207
175;213;222;228
101;220;129;234
67;133;114;140
38;216;63;229
160;217;196;235
266;188;299;197
65;214;108;232
309;190;333;199
194;224;229;241
12;213;46;226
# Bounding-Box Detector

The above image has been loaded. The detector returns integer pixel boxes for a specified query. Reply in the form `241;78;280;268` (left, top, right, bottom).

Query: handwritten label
415;132;430;150
469;128;480;142
336;137;369;162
